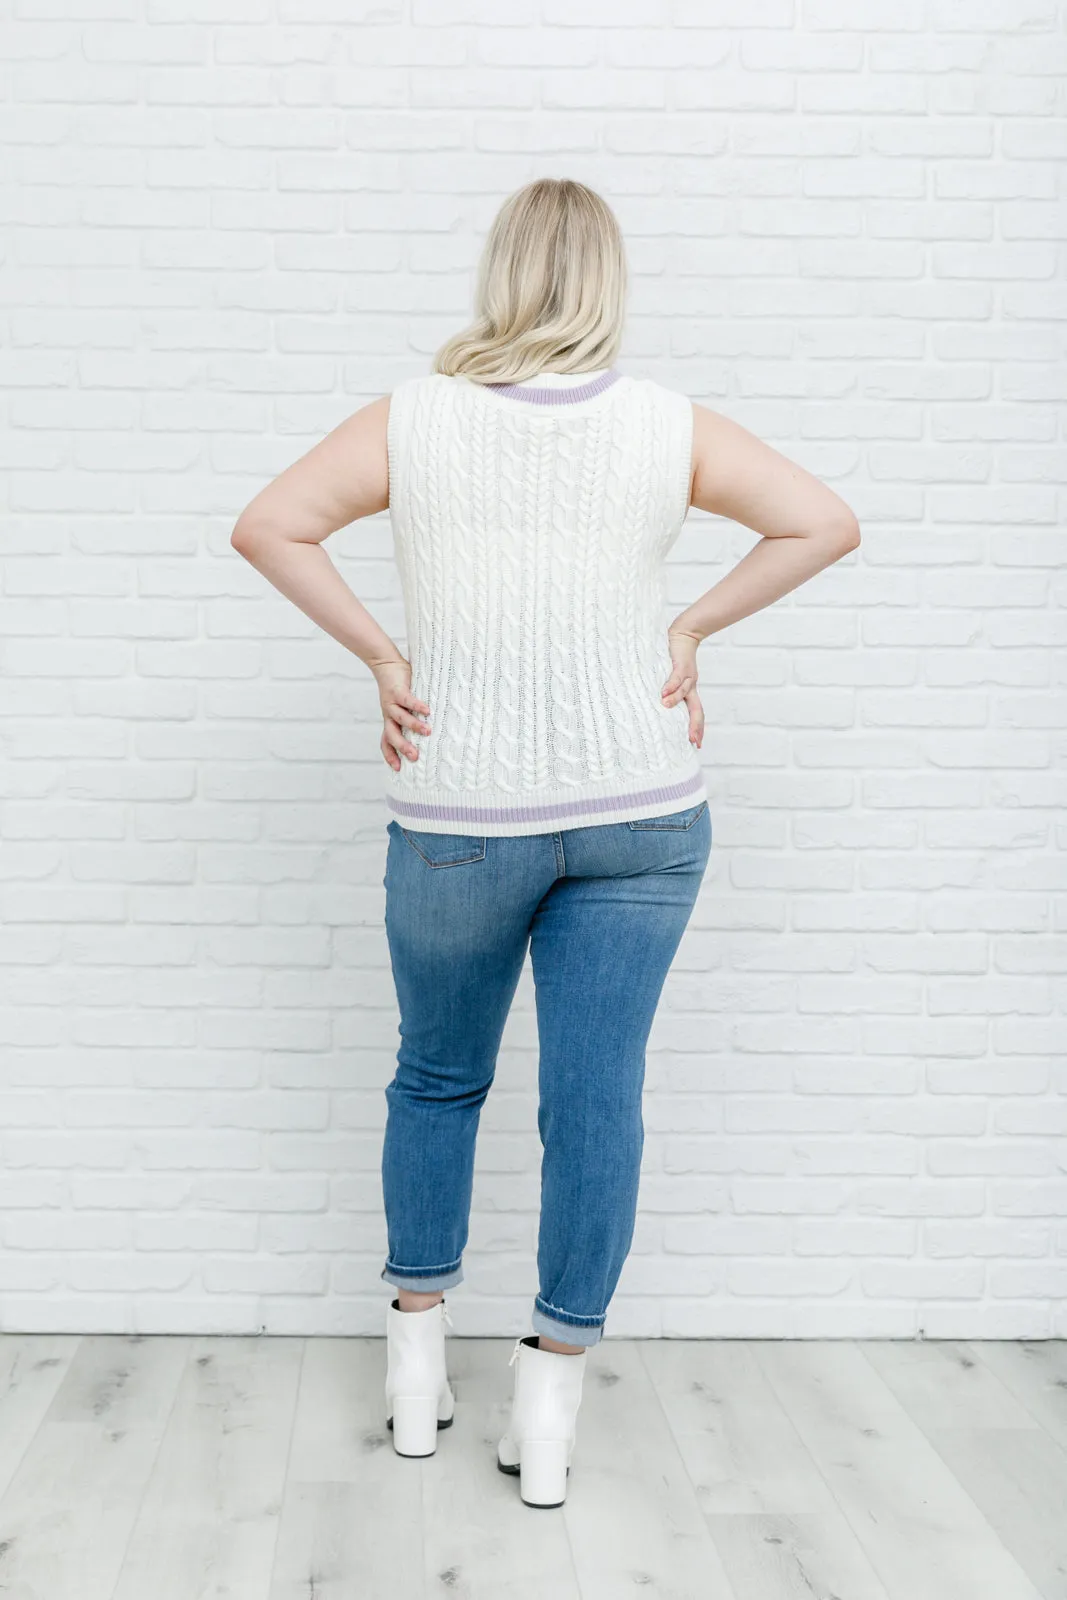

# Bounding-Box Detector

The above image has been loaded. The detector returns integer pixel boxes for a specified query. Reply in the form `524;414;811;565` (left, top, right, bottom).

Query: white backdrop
1;1;1064;1338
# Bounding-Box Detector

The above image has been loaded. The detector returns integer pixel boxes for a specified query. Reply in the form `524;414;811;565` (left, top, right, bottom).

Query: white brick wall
1;2;1064;1339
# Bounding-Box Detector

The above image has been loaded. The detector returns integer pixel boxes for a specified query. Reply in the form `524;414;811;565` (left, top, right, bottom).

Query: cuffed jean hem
381;1261;464;1293
531;1300;605;1349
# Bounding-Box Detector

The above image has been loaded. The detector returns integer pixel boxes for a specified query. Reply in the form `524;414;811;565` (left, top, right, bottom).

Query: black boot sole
386;1413;455;1457
386;1415;454;1430
496;1455;570;1508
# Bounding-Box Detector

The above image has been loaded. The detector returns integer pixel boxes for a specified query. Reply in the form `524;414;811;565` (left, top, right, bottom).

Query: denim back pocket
626;799;708;832
397;825;487;867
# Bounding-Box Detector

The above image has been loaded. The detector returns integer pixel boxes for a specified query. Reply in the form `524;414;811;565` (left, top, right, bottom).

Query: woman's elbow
822;510;860;556
231;509;272;559
837;513;861;553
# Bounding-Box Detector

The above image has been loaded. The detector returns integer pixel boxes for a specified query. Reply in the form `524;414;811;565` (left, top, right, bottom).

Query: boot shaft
508;1335;587;1439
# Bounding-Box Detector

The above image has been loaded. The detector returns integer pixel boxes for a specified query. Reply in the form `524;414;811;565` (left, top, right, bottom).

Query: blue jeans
379;798;711;1347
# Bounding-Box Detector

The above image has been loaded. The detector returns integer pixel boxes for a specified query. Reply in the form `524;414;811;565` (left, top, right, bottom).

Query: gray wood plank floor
0;1334;1064;1600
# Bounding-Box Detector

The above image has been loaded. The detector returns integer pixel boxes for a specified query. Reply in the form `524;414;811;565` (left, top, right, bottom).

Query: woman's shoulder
389;369;450;397
613;373;694;435
385;371;453;428
621;371;691;403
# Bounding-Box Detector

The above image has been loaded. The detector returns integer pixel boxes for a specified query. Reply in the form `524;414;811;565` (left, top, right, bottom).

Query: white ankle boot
384;1296;455;1457
496;1334;588;1508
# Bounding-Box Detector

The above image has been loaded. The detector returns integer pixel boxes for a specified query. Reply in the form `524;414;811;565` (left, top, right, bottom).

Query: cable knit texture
383;369;707;836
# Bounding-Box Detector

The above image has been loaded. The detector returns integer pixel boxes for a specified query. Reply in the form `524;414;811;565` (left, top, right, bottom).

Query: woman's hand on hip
373;657;432;771
662;629;705;750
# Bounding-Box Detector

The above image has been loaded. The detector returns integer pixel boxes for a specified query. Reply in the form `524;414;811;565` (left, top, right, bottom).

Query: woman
231;177;860;1509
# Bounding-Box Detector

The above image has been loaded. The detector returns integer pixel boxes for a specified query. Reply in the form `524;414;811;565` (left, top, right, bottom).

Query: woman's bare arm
230;397;402;667
670;401;861;645
660;402;861;745
230;397;432;772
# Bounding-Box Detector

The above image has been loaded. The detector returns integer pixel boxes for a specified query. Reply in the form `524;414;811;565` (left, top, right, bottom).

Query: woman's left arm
230;396;432;772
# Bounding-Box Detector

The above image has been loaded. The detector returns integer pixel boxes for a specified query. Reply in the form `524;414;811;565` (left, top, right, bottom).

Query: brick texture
1;2;1064;1338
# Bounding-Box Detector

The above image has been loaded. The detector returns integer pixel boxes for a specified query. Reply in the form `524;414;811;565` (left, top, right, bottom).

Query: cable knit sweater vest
382;365;707;836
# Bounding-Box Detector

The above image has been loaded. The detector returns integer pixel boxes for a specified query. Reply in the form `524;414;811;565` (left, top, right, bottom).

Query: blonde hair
432;178;627;384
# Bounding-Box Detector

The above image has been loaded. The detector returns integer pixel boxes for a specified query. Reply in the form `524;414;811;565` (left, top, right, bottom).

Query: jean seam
398;829;487;868
627;799;707;833
386;1257;463;1275
535;1293;604;1327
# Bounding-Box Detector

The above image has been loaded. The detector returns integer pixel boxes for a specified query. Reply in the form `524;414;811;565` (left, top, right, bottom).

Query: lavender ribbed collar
484;368;623;405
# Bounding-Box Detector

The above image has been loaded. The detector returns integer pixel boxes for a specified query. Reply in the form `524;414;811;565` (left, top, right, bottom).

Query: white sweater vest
382;366;707;836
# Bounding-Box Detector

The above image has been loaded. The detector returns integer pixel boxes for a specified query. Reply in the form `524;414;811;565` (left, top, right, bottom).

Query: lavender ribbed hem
386;769;705;830
484;369;623;406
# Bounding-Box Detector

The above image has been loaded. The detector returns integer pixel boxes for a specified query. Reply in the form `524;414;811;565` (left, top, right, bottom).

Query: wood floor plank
0;1335;188;1600
920;1428;1067;1600
270;1336;425;1599
859;1338;1045;1431
270;1481;425;1600
703;1512;892;1600
562;1339;737;1600
972;1340;1067;1453
862;1339;1067;1600
111;1335;305;1600
285;1334;392;1485
642;1340;890;1599
0;1335;80;1500
755;1340;1045;1600
641;1338;849;1516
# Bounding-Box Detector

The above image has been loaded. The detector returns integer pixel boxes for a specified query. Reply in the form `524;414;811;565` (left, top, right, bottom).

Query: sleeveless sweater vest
382;367;707;836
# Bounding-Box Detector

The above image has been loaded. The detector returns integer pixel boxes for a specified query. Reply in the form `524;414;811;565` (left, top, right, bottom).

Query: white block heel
519;1438;571;1508
497;1334;588;1508
390;1394;443;1458
384;1296;455;1458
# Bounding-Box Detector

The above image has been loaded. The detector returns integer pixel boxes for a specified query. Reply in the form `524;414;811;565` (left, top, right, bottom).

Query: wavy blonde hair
432;178;627;384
